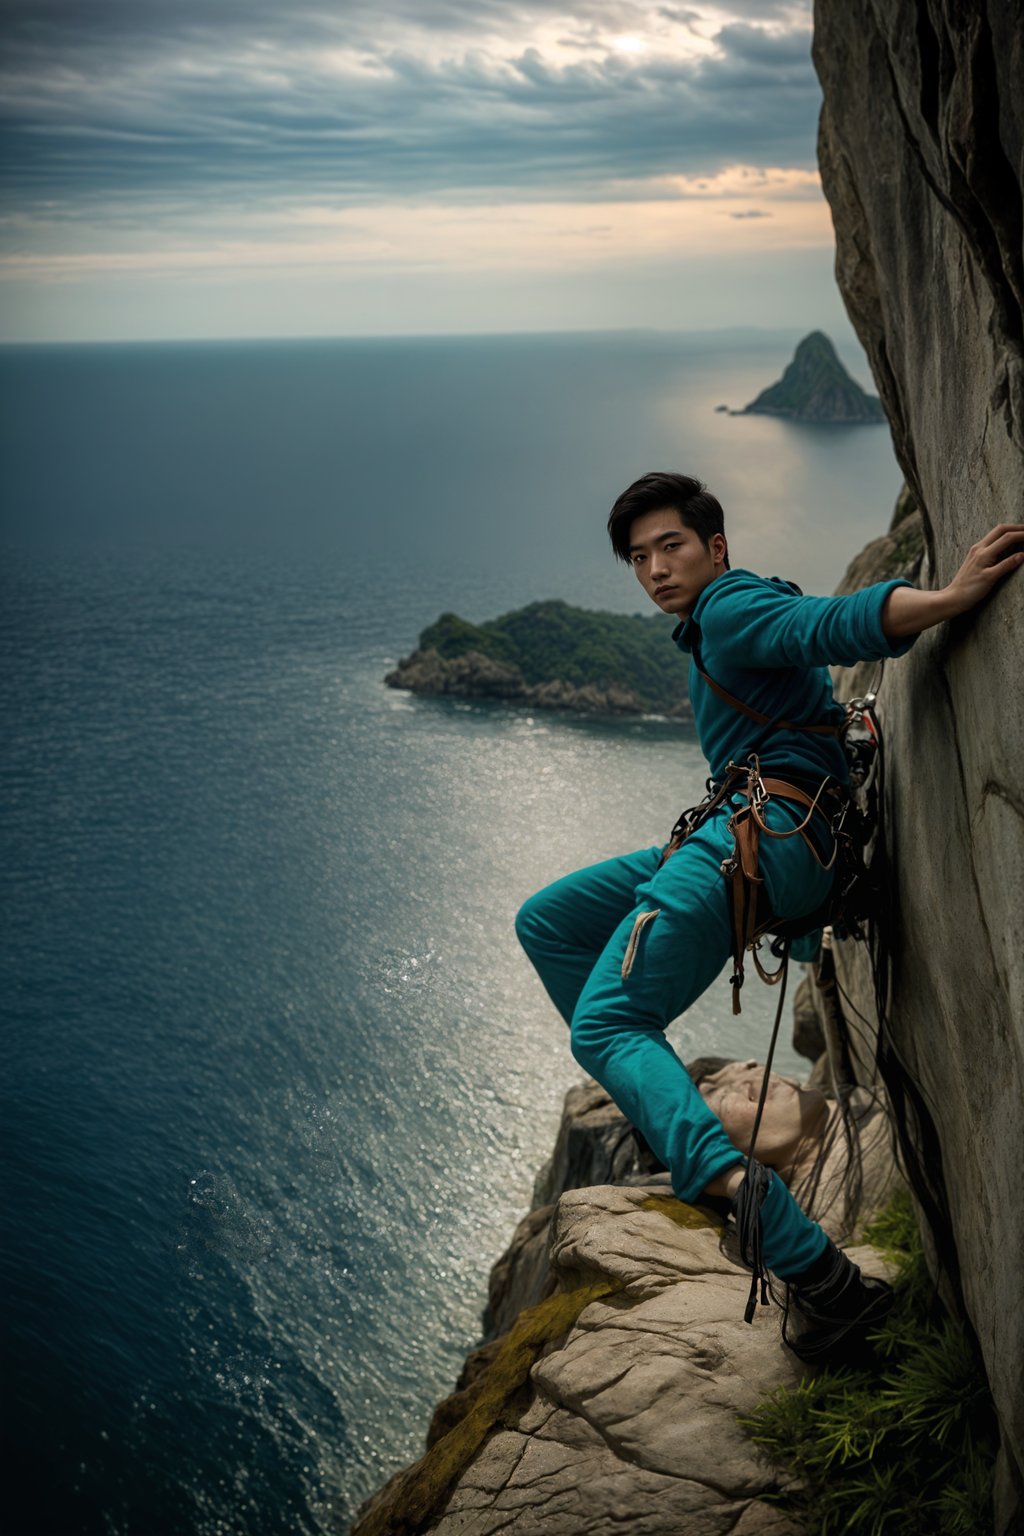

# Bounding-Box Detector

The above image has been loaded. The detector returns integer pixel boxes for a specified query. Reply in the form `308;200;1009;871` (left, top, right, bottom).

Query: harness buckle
744;754;769;815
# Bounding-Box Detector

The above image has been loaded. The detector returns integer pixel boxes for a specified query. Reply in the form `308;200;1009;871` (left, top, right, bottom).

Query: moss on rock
639;1194;723;1232
350;1276;623;1536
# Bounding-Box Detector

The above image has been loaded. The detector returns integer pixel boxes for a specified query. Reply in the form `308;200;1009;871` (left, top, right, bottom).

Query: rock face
385;649;687;718
427;1189;817;1536
742;331;886;422
351;1080;896;1536
814;6;1024;1526
484;1083;644;1340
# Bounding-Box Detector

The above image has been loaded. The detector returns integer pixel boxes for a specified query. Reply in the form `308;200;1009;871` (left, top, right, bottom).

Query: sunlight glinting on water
1;333;900;1533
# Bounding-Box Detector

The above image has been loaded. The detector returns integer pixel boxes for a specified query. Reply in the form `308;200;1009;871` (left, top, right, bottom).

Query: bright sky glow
0;0;849;343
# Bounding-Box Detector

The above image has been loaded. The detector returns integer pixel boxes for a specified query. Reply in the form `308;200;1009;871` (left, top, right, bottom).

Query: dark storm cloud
0;0;819;215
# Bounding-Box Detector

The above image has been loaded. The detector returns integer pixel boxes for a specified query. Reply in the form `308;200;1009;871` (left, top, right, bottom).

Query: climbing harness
661;655;885;1015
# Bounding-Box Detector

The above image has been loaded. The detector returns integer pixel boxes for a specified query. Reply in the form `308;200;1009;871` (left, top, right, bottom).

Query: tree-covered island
385;600;692;718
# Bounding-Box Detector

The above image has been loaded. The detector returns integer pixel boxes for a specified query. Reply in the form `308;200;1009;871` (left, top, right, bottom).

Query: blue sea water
0;331;902;1535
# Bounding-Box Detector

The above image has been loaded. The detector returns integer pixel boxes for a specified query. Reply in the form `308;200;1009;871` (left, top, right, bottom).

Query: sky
0;0;855;343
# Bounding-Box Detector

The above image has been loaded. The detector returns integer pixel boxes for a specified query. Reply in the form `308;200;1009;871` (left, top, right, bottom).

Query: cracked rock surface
815;7;1024;1524
352;1079;896;1536
428;1185;861;1536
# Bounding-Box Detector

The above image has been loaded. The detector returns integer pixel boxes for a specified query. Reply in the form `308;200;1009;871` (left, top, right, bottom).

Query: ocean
0;330;901;1534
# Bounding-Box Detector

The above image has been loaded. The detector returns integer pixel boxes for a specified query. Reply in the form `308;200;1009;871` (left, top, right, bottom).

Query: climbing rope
732;938;792;1323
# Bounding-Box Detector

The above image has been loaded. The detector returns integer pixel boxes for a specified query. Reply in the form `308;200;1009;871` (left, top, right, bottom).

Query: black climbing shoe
784;1237;894;1366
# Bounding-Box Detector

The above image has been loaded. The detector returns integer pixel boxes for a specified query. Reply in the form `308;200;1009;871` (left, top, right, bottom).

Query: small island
385;600;691;718
740;330;886;423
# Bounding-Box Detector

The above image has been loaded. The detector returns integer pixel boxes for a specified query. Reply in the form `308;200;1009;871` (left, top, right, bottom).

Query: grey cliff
815;2;1024;1526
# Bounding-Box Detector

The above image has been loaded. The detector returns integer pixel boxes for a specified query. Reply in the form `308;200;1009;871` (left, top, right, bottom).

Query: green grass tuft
740;1192;997;1535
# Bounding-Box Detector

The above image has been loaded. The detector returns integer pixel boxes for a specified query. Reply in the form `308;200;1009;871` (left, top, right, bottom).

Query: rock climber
515;471;1023;1360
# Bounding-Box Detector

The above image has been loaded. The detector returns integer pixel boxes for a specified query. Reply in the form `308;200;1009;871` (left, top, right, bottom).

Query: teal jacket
672;568;918;784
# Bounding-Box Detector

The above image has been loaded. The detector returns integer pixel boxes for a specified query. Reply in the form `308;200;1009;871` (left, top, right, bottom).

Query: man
516;472;1023;1359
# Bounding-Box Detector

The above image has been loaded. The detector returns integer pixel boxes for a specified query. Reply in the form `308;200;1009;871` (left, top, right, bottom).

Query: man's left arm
881;523;1024;639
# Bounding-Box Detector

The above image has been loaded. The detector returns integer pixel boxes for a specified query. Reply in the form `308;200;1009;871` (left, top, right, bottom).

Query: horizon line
0;320;846;352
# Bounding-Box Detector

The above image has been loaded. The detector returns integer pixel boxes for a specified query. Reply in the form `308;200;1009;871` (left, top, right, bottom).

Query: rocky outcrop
791;976;827;1064
385;649;683;718
386;649;525;702
354;1187;821;1536
833;482;925;601
814;7;1024;1526
351;1079;897;1536
483;1083;643;1340
741;331;886;422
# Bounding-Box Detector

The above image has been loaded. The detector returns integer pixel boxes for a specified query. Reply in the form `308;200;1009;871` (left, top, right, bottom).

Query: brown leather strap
724;801;766;1014
695;662;843;738
757;776;843;871
720;770;842;1012
662;764;844;1009
760;777;821;808
728;866;747;1016
760;776;840;826
733;805;762;882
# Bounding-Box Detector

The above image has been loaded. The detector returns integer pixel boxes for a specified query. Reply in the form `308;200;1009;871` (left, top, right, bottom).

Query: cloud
0;167;829;288
0;0;820;225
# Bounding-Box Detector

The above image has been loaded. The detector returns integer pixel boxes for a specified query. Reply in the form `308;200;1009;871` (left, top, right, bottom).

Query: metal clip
743;752;768;814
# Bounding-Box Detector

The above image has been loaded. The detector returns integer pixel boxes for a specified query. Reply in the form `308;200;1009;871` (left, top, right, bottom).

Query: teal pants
515;798;832;1277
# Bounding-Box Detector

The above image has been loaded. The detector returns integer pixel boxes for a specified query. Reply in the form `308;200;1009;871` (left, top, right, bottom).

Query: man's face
627;506;727;618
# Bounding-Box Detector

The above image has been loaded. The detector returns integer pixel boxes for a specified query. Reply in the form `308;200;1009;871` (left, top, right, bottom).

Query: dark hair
608;472;730;568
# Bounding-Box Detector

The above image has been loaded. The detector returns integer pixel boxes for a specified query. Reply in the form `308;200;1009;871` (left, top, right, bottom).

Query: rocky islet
739;331;887;424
